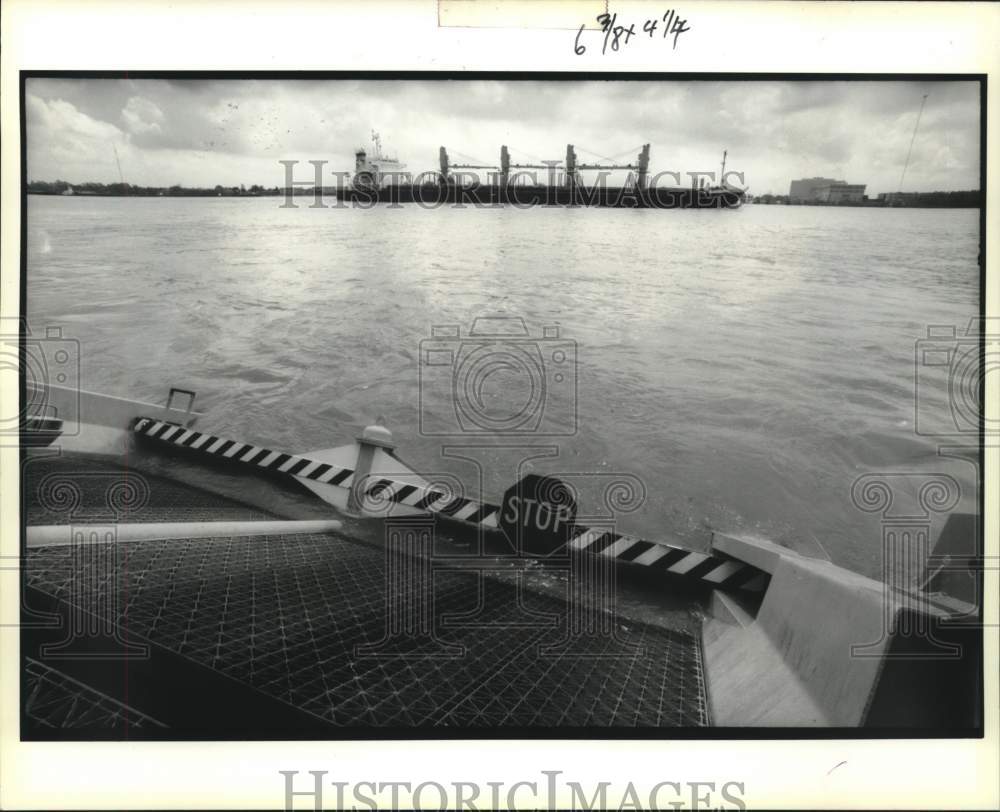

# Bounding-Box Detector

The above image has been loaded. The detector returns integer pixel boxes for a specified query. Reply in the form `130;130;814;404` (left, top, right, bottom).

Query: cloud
28;94;122;142
24;78;981;195
121;96;165;135
26;94;126;183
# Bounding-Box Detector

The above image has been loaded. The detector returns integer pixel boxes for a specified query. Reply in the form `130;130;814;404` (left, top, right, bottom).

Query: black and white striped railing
363;477;500;526
363;475;767;593
132;417;503;525
566;526;767;592
132;416;355;486
132;417;769;594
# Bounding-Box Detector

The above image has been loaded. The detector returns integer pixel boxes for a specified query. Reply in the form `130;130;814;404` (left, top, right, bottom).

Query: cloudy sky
25;78;980;195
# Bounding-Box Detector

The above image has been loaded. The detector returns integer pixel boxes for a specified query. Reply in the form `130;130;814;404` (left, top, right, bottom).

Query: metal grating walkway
23;456;708;730
23;657;165;729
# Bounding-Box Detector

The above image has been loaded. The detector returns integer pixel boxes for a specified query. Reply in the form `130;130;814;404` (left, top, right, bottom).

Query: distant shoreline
28;190;290;198
26;181;983;209
26;189;983;209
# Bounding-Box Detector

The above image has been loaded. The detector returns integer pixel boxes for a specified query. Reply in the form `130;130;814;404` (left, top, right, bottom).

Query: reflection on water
25;196;981;577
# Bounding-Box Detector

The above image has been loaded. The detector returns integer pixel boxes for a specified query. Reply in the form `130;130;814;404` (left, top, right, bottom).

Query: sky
25;78;981;196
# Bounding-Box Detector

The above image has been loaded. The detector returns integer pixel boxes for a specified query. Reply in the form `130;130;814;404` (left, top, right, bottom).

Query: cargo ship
343;134;746;209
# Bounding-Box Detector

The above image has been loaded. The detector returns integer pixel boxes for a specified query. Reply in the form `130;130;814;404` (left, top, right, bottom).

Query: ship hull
338;183;745;209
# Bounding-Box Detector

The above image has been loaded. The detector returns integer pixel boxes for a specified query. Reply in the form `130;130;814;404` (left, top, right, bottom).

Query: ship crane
567;143;650;190
112;143;125;185
505;145;569;186
438;147;500;184
440;144;566;187
438;143;652;189
440;145;557;186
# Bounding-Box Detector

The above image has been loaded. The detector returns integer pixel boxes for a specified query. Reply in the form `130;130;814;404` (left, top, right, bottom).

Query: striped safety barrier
363;477;500;526
132;417;769;594
132;417;503;525
132;416;355;486
363;475;768;593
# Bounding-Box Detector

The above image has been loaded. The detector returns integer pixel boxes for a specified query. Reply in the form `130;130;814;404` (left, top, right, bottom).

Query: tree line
26;181;294;197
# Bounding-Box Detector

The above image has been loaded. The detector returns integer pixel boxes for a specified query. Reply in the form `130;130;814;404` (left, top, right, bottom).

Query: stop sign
499;474;577;556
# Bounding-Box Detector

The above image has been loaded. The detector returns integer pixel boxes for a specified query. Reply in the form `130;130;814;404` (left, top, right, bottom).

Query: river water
25;196;981;578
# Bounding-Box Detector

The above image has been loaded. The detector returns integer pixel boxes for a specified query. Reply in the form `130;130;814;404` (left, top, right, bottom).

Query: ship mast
720;150;727;186
112;143;125;185
898;93;928;193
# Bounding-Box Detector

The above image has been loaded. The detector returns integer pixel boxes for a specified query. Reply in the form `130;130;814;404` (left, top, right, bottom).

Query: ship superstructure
353;130;409;188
